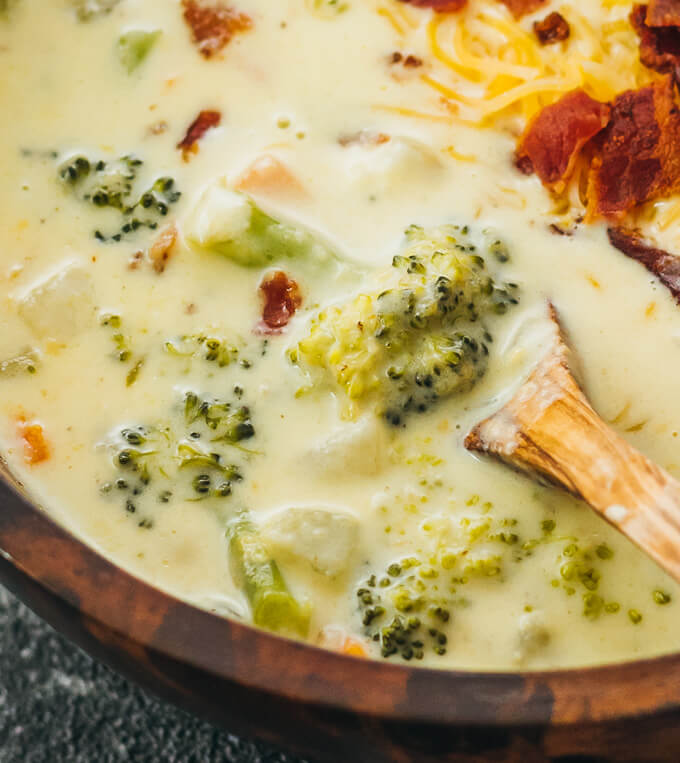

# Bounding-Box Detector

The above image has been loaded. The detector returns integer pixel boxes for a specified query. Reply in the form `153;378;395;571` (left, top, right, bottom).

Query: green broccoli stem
226;513;310;637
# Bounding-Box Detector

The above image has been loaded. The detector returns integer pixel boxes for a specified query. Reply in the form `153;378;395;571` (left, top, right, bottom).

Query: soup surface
2;0;680;670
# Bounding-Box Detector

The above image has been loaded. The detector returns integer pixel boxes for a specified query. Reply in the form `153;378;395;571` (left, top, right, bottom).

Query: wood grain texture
466;305;680;583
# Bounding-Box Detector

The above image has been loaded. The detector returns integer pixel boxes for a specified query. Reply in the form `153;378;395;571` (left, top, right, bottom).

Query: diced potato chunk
16;263;95;341
515;611;551;663
262;507;360;577
184;181;253;253
309;415;385;477
344;136;441;197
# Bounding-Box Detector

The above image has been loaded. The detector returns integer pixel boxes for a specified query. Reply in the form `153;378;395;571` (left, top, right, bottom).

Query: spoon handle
466;307;680;583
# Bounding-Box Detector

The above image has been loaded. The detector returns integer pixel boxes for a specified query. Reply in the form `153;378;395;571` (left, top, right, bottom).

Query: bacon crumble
608;227;680;303
533;12;570;45
148;225;178;273
498;0;547;19
588;77;680;219
630;4;680;76
177;109;221;159
398;0;468;11
515;89;610;192
258;271;302;332
648;0;680;27
181;0;252;59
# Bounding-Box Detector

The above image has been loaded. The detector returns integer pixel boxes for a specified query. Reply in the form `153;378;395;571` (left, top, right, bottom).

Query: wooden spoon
465;304;680;583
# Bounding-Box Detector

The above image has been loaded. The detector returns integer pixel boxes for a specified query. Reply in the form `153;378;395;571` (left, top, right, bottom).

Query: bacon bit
398;0;467;11
498;0;547;19
177;109;221;160
389;51;424;67
181;0;252;59
631;5;680;76
235;155;305;197
648;0;680;27
608;227;680;303
17;418;50;465
338;130;391;147
534;12;570;45
588;77;680;219
258;270;301;332
148;225;178;273
516;89;610;192
128;250;144;270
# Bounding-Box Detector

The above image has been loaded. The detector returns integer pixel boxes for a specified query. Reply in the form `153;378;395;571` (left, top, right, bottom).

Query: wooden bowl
2;466;680;762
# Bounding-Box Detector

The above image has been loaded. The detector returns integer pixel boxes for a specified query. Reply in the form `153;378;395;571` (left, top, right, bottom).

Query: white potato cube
184;181;252;250
345;136;441;197
309;415;385;477
515;611;551;663
262;507;360;577
16;263;95;341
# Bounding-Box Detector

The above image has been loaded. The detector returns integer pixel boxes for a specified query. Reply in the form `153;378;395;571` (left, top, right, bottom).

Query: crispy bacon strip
588;76;680;219
534;12;570;45
17;418;50;465
398;0;468;12
516;89;610;192
498;0;547;19
608;227;680;303
631;4;680;76
258;271;302;332
648;0;680;27
177;109;221;159
182;0;252;59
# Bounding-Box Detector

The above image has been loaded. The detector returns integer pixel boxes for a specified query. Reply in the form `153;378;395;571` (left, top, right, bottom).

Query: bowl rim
2;469;680;729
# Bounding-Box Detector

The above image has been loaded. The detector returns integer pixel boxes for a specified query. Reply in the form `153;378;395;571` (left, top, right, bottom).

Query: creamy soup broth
1;0;680;669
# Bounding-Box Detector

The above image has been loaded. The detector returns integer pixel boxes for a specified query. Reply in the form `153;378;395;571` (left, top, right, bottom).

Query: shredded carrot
235;154;305;198
17;417;50;465
342;637;367;657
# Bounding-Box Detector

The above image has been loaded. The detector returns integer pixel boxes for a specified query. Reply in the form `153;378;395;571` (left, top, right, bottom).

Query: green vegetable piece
186;186;340;269
0;349;39;377
227;514;310;637
653;589;672;605
117;29;161;74
294;224;519;424
74;0;120;21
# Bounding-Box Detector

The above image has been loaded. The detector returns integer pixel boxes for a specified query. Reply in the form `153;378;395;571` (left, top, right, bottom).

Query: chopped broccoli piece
185;185;340;269
99;388;254;517
308;0;350;17
227;513;310;637
0;349;39;377
73;0;120;21
165;334;240;368
356;558;452;661
58;153;181;241
292;224;519;424
116;29;162;74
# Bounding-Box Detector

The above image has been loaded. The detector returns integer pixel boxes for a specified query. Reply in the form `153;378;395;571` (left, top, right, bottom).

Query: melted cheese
0;0;679;670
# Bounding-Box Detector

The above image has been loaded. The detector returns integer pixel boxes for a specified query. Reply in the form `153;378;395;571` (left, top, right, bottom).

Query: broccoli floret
165;334;240;368
292;224;519;424
185;185;342;269
58;154;181;241
99;388;254;518
116;29;162;74
356;558;452;661
183;391;255;444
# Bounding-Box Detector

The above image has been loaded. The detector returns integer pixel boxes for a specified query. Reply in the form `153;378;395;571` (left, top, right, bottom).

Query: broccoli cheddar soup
4;0;680;670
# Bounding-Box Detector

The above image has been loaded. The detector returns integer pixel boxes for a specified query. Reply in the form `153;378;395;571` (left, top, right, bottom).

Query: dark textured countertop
0;585;309;763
